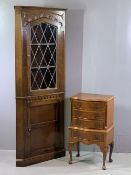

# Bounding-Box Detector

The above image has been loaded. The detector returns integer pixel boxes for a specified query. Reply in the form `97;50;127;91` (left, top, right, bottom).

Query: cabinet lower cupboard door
15;6;65;166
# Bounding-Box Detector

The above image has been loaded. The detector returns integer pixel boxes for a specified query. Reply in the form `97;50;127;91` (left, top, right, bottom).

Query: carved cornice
22;11;64;27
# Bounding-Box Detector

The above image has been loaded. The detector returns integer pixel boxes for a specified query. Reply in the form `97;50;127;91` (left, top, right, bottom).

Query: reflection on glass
30;23;57;90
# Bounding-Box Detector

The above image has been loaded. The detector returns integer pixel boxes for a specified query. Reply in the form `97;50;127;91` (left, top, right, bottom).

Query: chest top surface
71;93;114;102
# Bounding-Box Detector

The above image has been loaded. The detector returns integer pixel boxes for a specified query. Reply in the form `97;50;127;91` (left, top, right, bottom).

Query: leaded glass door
27;13;64;94
30;22;57;90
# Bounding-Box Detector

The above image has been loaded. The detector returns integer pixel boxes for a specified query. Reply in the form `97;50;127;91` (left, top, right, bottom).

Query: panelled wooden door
15;7;65;166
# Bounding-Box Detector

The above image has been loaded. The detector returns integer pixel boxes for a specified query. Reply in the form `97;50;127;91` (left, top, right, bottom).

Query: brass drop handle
77;102;81;108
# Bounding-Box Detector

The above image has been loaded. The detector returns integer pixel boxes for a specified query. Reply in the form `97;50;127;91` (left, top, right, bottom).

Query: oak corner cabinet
15;6;65;166
68;93;114;170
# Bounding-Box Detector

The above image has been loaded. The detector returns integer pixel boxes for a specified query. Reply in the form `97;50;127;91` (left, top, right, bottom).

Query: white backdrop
0;0;84;150
82;0;131;152
0;0;131;152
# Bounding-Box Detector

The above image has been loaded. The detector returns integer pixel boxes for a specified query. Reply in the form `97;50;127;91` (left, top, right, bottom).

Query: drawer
72;100;106;111
71;130;104;143
72;110;105;120
71;118;105;129
79;131;104;143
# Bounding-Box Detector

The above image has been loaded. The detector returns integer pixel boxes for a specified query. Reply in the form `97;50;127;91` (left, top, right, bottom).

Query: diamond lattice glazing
30;23;57;90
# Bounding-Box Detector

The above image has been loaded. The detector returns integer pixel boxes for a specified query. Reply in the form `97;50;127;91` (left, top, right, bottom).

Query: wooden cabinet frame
15;6;66;166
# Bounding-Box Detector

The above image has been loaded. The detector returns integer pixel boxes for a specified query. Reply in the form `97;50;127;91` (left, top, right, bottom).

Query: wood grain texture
15;6;65;166
68;93;114;170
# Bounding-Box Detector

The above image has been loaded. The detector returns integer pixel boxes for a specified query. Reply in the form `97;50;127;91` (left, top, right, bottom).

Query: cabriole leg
68;143;73;164
109;141;114;162
100;146;108;170
76;142;80;157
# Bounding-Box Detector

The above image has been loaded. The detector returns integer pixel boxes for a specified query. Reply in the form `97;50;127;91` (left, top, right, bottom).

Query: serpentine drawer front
72;109;105;120
68;93;114;170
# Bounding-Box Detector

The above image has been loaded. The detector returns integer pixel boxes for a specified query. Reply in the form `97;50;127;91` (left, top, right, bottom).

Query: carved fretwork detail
26;93;64;106
22;11;64;27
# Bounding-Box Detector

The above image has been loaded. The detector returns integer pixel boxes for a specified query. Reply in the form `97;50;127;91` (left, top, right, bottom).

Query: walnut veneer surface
68;93;114;170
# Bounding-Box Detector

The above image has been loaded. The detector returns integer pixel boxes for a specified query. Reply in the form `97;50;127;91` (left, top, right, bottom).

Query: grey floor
0;150;131;175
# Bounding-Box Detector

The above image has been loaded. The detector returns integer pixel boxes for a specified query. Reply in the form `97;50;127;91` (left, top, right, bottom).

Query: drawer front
72;118;105;129
71;130;104;143
79;131;104;143
72;110;105;120
72;100;106;111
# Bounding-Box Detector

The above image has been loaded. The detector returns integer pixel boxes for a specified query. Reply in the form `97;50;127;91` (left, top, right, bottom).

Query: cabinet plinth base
16;149;65;167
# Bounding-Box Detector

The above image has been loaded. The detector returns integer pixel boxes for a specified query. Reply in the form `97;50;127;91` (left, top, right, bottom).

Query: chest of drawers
68;93;114;170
